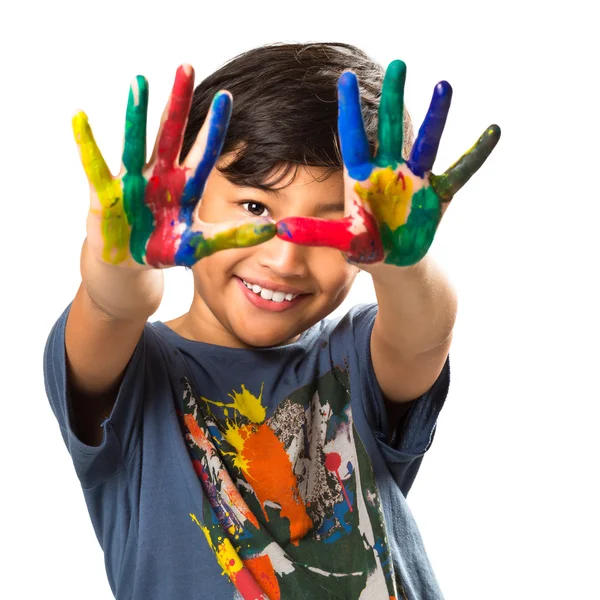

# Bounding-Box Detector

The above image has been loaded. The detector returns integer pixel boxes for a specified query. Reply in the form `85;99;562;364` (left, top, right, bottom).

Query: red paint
396;171;406;191
276;204;383;264
325;452;353;513
347;204;384;264
144;66;194;266
277;215;355;251
236;276;309;313
324;452;341;471
158;65;194;164
232;566;268;600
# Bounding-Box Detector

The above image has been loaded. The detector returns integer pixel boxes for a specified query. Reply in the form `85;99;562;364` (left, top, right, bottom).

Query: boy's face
189;154;359;348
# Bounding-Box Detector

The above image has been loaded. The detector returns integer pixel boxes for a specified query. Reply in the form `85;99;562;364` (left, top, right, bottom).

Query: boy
44;42;499;599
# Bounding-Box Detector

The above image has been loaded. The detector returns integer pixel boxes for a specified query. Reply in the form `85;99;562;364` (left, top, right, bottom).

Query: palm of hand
73;66;274;269
347;162;440;266
277;60;501;267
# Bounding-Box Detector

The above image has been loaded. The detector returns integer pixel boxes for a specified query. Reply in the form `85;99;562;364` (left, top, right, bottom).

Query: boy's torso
72;306;445;599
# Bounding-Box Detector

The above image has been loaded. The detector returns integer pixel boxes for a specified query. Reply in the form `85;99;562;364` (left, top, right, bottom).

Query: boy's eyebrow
315;201;345;212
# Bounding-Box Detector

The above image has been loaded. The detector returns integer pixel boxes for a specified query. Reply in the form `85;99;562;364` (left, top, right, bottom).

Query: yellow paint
72;111;130;264
191;514;244;577
202;383;266;424
201;384;266;474
355;166;413;231
228;384;266;423
222;421;251;472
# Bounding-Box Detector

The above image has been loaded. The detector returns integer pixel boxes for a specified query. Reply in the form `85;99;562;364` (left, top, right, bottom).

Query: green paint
430;124;501;201
382;187;441;266
192;221;276;261
121;76;154;264
122;76;148;174
374;60;406;169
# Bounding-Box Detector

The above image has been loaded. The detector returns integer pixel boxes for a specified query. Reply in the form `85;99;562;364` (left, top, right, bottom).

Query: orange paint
242;423;312;545
243;554;281;600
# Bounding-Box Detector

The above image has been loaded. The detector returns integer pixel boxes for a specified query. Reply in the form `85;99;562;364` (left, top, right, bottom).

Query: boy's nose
255;234;310;280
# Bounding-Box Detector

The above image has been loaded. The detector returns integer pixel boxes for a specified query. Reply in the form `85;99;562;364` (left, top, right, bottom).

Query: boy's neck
162;309;302;349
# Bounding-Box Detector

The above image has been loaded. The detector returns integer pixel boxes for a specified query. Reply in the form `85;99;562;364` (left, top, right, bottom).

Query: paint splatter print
178;366;403;599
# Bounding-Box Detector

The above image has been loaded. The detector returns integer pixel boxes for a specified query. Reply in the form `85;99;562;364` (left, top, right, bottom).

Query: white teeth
241;279;299;302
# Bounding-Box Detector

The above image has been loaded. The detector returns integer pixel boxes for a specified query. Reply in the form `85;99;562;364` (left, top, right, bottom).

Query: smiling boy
44;42;499;599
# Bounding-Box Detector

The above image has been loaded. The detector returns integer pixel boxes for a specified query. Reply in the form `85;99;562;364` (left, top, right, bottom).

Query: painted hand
276;60;501;267
72;65;275;269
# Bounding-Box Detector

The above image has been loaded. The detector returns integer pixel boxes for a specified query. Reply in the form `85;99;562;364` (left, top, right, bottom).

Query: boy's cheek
309;247;359;293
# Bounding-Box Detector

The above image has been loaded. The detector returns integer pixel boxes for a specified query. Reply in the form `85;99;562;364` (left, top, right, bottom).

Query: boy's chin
233;323;304;349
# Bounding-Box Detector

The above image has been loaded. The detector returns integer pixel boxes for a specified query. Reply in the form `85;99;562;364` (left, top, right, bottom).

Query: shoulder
318;303;378;341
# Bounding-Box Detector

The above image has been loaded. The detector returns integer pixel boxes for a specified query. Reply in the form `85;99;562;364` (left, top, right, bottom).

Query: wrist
365;255;426;287
80;239;164;321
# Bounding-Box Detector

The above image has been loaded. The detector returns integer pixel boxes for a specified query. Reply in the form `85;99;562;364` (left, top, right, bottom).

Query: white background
1;0;599;598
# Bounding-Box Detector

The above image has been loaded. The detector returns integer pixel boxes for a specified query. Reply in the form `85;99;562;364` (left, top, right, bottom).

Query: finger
408;81;452;177
150;64;195;166
337;71;373;181
180;90;233;221
72;111;113;193
175;217;276;265
277;216;384;264
430;124;501;202
277;216;355;251
374;60;406;169
122;75;149;175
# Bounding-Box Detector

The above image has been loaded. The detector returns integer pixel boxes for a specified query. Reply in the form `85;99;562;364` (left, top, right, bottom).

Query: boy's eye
241;201;270;218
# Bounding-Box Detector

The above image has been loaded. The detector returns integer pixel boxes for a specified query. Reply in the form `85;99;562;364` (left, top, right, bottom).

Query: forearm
371;255;457;358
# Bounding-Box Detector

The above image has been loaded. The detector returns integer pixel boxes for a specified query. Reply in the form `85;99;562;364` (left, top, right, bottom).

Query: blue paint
318;489;355;543
408;81;452;177
338;71;373;181
180;91;233;224
276;220;293;240
175;229;210;266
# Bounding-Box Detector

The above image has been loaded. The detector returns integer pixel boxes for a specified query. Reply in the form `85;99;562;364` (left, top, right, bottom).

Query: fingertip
71;111;89;138
339;70;358;87
72;109;87;122
386;59;407;78
131;74;148;89
212;89;233;111
488;124;501;138
180;63;194;76
216;89;232;100
435;80;453;96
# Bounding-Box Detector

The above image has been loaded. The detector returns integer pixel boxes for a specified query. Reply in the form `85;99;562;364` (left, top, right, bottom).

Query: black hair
181;42;414;190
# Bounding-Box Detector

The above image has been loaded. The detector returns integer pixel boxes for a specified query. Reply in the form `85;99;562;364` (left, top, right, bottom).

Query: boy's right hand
72;64;275;270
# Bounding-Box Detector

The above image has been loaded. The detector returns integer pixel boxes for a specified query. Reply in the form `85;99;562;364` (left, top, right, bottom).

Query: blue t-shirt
43;302;450;599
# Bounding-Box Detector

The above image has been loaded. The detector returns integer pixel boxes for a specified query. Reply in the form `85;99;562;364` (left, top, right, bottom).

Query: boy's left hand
276;60;501;269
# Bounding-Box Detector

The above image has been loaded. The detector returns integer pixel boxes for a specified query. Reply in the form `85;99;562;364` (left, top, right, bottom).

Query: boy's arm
369;255;456;406
65;239;163;446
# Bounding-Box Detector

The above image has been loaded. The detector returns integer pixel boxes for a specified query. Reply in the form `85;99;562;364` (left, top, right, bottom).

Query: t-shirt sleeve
349;303;450;496
43;302;147;488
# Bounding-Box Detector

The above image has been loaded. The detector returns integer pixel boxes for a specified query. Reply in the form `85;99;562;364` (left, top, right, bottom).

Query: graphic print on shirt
178;363;404;600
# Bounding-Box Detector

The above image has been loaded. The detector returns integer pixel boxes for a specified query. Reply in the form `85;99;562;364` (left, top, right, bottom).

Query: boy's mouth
234;276;309;313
